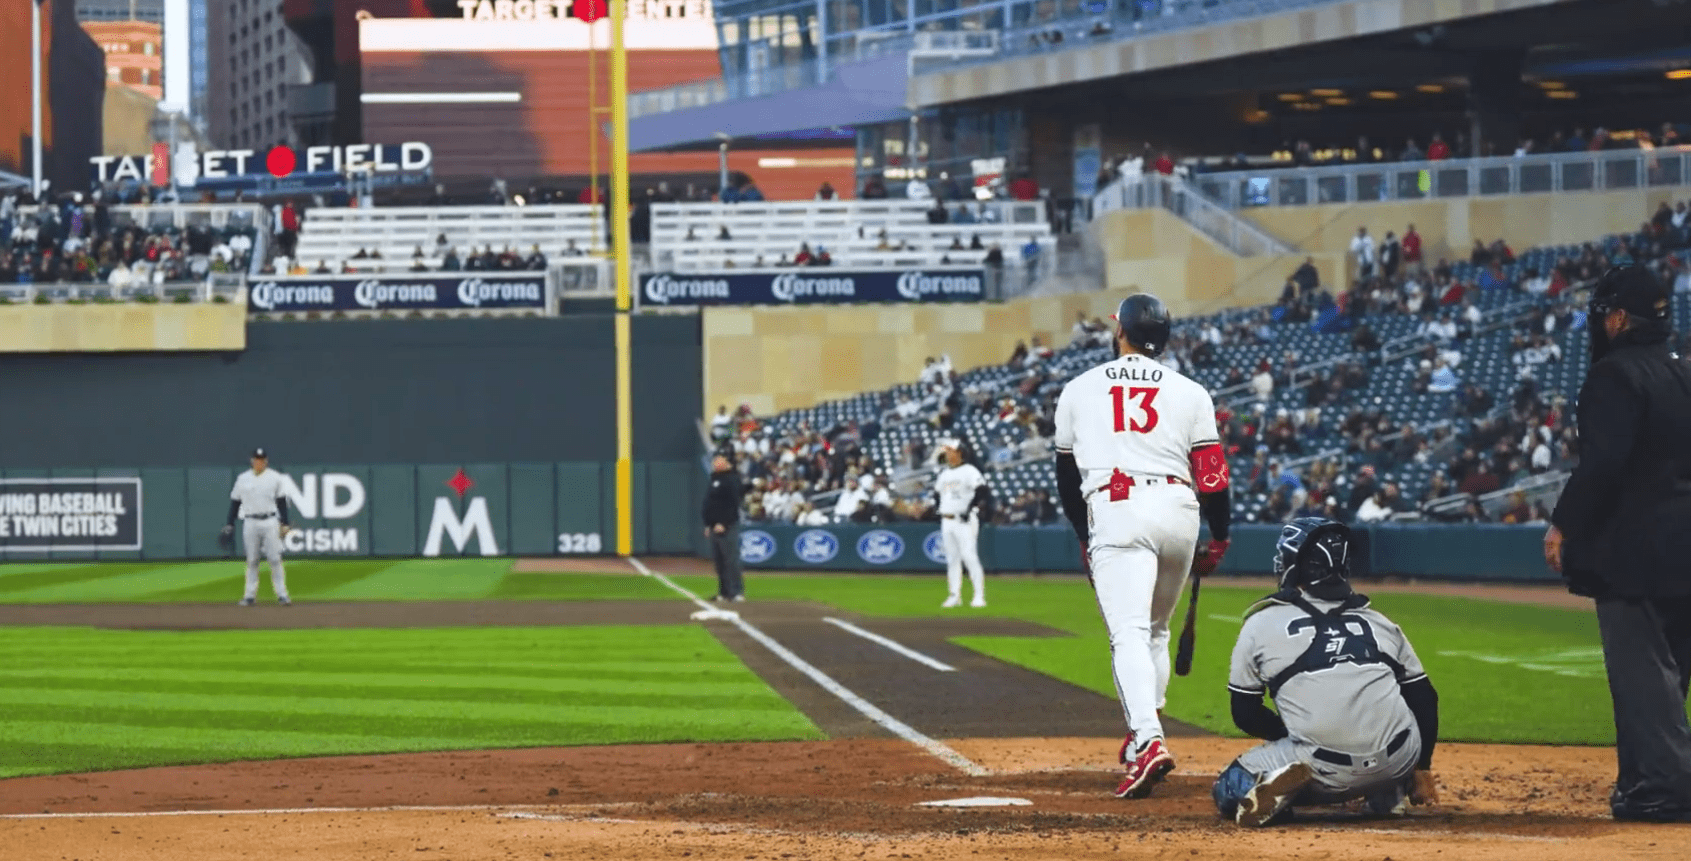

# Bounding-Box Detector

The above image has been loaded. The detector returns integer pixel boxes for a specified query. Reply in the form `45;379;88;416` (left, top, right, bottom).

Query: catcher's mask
1273;516;1354;601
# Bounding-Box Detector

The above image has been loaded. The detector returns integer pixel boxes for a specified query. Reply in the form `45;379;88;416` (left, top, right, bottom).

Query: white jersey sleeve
1053;384;1077;454
1188;387;1221;450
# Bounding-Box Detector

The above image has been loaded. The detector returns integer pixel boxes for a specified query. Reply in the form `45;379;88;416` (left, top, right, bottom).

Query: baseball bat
1174;575;1201;676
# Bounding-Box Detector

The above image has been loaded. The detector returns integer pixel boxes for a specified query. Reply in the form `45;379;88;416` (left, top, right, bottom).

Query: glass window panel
1478;165;1511;195
1356;171;1384;202
1560;160;1594;191
1518;163;1551;194
1602;155;1638;189
1275;175;1307;206
1394;169;1427;199
1649;152;1684;187
1315;175;1348;204
1434;168;1467;197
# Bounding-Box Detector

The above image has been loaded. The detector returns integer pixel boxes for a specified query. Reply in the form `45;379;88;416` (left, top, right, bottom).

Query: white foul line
625;558;988;777
822;617;956;672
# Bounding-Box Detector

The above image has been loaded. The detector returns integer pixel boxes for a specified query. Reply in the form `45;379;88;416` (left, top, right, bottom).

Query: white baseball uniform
1055;352;1220;744
935;462;987;605
231;467;289;602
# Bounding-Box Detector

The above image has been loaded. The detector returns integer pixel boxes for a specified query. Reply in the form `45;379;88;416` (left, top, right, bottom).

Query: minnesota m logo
423;497;500;557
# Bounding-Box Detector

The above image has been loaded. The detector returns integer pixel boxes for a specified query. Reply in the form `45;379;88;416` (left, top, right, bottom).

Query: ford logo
739;529;777;564
856;529;905;564
923;530;947;564
793;528;840;564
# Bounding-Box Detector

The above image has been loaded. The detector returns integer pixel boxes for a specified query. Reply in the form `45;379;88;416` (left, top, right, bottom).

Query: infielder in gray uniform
1213;517;1440;826
222;448;294;606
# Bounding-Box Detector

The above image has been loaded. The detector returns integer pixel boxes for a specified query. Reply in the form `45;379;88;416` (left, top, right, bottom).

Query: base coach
1546;264;1691;822
702;453;746;603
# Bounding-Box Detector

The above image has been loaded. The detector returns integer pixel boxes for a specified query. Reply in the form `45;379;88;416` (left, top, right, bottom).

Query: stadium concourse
725;221;1691;531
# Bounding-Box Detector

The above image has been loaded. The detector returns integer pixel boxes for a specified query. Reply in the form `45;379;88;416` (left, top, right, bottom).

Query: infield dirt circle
2;567;1682;860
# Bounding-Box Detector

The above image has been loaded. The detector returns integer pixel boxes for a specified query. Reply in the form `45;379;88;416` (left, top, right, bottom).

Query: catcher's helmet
1273;516;1354;600
1113;293;1172;358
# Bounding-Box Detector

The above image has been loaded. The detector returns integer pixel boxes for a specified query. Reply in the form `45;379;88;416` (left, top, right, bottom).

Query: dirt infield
2;739;1676;860
4;569;1674;860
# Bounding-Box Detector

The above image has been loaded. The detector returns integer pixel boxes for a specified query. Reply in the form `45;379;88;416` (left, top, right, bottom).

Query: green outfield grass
667;571;1623;746
0;560;1646;754
0;624;821;778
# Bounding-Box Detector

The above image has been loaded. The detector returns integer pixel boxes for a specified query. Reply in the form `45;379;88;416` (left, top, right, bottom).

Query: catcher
222;447;294;606
1213;517;1439;826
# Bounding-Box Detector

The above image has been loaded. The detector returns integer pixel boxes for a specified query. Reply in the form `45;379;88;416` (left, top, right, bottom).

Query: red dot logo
265;146;297;177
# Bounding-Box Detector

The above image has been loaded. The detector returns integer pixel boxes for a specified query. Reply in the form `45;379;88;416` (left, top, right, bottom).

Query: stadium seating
291;205;607;274
649;200;1055;271
738;225;1688;526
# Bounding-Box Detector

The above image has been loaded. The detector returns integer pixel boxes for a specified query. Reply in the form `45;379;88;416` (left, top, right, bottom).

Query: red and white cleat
1115;737;1174;799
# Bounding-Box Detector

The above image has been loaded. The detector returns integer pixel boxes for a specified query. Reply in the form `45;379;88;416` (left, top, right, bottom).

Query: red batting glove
1191;539;1230;577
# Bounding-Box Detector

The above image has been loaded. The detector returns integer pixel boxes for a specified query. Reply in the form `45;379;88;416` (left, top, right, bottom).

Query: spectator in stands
1021;238;1042;278
1008;174;1039;201
1379;230;1401;279
927;202;949;225
711;406;733;442
861;177;888;199
441;248;461;271
793;243;814;266
1249;359;1274;401
1427;133;1451;160
952;204;975;225
1349;226;1376;280
815;181;837;201
812;245;833;267
906;177;933;200
1458;461;1500;496
1427;357;1459;393
525;245;547;270
1292;256;1320;295
1402;223;1422;265
275;199;300;258
1153;152;1175;175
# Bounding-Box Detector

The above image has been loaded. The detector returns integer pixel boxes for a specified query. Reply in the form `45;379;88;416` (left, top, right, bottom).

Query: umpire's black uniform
1551;265;1691;822
702;458;745;601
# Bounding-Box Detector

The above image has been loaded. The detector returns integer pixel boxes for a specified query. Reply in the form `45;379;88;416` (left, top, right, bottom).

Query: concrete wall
703;292;1133;417
1095;208;1347;314
0;302;246;352
1241;188;1683;263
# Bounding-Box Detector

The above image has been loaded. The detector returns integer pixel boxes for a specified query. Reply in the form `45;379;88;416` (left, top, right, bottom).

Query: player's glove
1191;539;1230;577
216;526;234;555
220;524;233;536
278;524;293;538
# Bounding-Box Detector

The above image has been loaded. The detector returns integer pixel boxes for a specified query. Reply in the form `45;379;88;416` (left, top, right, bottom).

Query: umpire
1546;264;1691;822
702;453;746;602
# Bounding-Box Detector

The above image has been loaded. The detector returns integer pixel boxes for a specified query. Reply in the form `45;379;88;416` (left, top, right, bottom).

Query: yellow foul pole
611;0;634;556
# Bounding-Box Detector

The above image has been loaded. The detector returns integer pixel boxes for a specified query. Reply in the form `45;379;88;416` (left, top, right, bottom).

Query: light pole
714;131;730;199
31;0;45;200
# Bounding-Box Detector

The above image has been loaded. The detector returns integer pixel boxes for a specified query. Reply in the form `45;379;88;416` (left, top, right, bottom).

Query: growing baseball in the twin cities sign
0;479;143;551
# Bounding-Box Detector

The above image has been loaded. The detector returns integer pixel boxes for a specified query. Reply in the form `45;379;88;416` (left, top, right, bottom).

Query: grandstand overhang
629;53;912;152
908;0;1580;109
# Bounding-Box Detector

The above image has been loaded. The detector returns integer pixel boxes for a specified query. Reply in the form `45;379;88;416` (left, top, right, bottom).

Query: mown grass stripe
0;667;778;699
0;658;749;680
0;564;243;603
0;685;802;725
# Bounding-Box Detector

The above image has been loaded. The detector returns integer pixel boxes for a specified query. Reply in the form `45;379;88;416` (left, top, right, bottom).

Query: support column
1467;50;1524;158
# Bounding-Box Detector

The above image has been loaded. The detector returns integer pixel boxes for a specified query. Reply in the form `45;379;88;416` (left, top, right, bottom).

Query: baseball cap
1592;265;1671;321
252;447;267;459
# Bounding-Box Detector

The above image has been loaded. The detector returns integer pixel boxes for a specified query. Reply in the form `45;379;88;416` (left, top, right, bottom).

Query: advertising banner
639;269;988;307
247;274;547;313
0;478;142;552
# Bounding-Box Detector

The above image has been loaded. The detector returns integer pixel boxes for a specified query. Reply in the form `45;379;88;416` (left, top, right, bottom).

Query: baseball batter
223;448;294;606
934;439;990;608
1214;517;1440;826
1054;293;1233;798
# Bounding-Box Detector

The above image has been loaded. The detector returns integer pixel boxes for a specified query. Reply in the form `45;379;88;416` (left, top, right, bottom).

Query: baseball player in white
1054;293;1233;799
934;439;990;608
222;448;294;606
1214;517;1440;826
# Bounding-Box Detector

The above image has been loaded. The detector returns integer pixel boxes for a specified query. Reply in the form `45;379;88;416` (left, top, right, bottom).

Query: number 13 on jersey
1110;386;1160;433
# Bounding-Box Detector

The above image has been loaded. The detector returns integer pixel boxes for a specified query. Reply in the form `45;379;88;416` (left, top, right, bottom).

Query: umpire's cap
1591;264;1671;322
1112;293;1172;358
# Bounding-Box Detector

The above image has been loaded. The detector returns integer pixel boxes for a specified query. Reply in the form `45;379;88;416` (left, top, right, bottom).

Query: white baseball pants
242;517;289;601
1087;482;1199;744
941;515;985;602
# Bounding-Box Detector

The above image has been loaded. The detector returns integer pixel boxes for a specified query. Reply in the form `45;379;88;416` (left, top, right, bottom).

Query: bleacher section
291;206;607;274
649;201;1055;272
738;227;1689;526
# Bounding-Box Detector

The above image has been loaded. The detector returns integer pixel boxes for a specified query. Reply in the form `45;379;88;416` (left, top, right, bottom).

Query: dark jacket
1552;336;1691;598
702;469;743;529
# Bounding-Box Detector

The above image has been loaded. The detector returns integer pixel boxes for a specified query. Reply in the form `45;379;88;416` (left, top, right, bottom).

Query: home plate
917;797;1032;808
690;609;740;621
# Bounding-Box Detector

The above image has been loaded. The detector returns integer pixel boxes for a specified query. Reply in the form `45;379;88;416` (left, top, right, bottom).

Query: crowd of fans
0;192;252;289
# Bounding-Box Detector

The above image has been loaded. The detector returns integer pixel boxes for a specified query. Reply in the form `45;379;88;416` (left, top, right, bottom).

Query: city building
207;0;314;150
83;19;163;99
74;0;162;23
0;0;105;192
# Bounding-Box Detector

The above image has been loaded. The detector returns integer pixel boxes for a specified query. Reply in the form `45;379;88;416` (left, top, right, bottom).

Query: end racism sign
91;143;433;185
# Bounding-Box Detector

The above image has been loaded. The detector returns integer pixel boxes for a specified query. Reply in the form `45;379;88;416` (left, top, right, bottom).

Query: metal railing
1172;146;1691;210
1093;175;1293;256
0;274;243;305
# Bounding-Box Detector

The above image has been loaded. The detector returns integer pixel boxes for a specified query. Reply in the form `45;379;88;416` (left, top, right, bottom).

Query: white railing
0;275;241;305
1092;175;1292;256
1175;145;1691;210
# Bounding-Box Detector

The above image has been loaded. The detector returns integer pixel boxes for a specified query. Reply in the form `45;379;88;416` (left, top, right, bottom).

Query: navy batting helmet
1113;293;1172;358
1273;517;1354;600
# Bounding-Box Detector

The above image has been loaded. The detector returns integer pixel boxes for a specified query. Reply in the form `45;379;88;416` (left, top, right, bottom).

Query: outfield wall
0;315;703;468
0;461;706;561
735;522;1557;582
